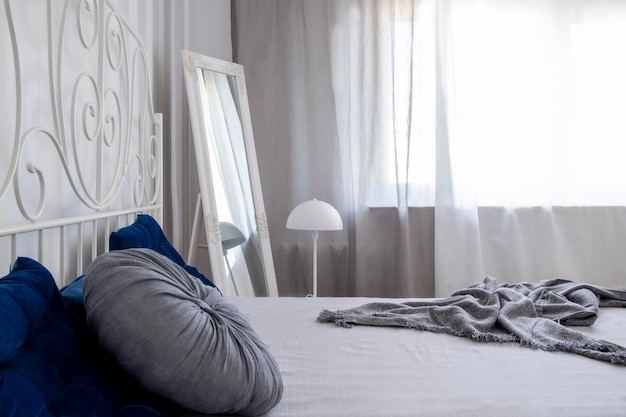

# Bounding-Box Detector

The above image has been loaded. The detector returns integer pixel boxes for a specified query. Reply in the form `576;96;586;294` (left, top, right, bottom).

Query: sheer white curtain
233;0;626;296
327;1;437;296
233;0;434;296
435;0;626;295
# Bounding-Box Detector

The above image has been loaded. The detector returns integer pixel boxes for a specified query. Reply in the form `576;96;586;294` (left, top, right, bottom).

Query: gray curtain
232;0;435;297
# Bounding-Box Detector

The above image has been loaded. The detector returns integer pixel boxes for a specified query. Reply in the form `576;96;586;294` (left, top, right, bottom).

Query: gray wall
160;0;232;278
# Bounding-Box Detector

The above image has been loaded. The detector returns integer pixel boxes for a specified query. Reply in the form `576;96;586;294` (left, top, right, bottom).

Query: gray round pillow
83;248;282;416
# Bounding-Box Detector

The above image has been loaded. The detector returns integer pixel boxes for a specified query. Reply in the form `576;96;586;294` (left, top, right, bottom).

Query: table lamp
286;198;343;296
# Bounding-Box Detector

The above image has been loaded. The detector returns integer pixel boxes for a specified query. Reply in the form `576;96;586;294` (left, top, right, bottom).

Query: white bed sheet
227;296;626;417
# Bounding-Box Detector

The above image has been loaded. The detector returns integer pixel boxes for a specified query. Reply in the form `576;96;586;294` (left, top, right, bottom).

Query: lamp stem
312;230;319;297
225;255;240;296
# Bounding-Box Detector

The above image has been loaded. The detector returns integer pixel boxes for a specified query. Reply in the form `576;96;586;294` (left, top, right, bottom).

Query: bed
2;1;626;417
226;295;626;417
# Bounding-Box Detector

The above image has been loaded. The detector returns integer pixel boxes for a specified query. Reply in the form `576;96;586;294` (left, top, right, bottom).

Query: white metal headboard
0;0;162;286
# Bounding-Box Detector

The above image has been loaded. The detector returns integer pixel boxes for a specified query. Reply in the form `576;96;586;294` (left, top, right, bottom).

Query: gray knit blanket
317;277;626;365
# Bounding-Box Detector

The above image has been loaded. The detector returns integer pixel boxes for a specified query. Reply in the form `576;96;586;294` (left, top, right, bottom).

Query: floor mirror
182;50;278;297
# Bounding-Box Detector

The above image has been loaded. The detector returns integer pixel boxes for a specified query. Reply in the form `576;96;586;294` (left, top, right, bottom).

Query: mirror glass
182;50;278;297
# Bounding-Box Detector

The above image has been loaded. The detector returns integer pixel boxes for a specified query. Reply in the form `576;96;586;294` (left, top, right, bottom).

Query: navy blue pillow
109;214;218;289
60;215;219;324
0;257;179;417
60;275;86;320
0;257;59;364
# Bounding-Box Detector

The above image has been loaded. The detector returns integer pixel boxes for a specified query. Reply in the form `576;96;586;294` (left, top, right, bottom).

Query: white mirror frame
182;50;279;297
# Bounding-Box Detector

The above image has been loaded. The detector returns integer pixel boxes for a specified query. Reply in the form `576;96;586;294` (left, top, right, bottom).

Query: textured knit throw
318;277;626;365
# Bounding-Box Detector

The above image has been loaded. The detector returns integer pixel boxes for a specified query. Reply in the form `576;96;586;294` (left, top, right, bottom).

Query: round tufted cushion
83;248;282;416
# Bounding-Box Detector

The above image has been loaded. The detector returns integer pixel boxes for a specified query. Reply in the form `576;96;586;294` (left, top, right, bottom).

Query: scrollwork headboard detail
0;0;163;285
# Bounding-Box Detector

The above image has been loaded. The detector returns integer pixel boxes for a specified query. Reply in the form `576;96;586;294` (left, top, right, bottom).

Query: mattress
226;296;626;417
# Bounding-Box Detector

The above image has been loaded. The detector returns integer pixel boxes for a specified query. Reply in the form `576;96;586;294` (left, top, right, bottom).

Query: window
382;0;626;207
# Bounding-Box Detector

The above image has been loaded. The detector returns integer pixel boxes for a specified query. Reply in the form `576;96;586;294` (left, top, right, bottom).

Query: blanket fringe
317;310;352;328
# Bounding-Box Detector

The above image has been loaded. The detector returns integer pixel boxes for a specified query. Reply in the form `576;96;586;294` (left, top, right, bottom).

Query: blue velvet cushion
0;257;179;417
109;214;218;290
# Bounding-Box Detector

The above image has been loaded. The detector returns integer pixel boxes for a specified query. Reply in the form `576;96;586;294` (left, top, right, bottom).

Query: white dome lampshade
219;221;246;254
286;198;343;297
286;198;343;231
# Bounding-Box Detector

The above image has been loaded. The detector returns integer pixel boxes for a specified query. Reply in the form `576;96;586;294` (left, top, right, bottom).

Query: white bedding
228;296;626;417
